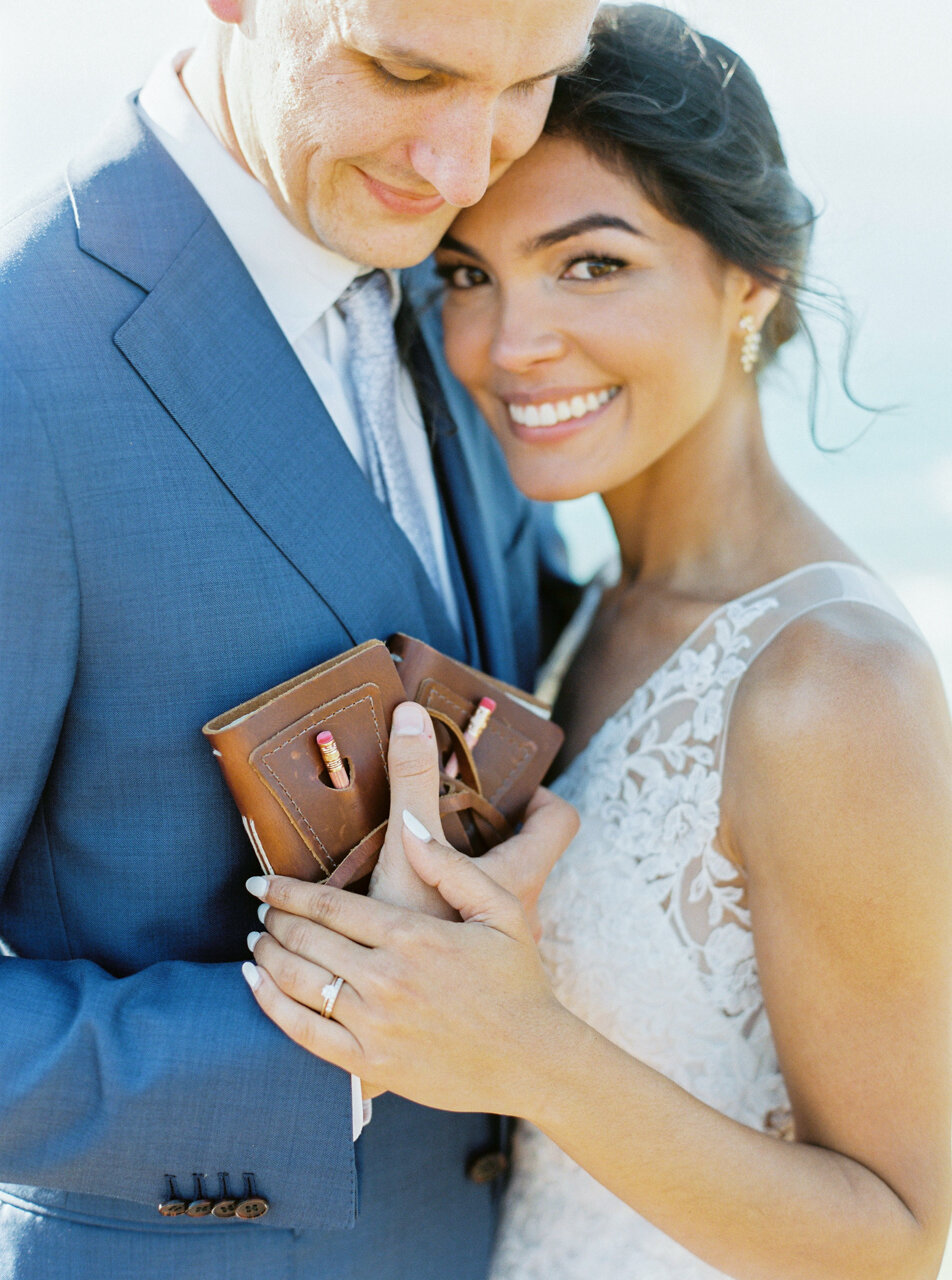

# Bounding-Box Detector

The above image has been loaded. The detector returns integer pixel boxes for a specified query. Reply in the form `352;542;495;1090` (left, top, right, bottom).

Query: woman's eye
435;263;489;290
562;257;626;281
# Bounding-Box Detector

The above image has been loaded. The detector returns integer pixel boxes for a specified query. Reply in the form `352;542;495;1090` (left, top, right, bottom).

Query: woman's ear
738;273;784;335
723;266;785;374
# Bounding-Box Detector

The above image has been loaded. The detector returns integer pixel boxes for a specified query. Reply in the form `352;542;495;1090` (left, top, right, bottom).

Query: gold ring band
319;975;345;1019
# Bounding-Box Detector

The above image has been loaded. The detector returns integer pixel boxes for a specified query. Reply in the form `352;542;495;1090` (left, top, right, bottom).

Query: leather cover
203;635;563;893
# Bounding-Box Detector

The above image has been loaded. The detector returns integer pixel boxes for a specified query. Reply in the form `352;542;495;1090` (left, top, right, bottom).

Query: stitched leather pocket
251;683;393;876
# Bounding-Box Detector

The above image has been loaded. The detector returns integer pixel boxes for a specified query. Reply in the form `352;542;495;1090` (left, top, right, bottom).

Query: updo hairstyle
545;4;815;366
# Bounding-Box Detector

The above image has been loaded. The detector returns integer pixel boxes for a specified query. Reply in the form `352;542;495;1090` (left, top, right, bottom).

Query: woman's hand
244;818;571;1115
367;701;578;936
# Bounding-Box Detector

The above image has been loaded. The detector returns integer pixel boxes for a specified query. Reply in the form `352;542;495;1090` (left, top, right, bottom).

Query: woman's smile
503;385;621;432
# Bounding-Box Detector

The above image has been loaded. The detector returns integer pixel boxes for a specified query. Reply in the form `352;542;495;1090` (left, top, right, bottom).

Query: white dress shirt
139;52;461;1139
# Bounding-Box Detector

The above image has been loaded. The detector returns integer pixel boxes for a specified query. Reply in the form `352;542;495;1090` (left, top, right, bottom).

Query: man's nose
409;80;552;209
409;92;518;209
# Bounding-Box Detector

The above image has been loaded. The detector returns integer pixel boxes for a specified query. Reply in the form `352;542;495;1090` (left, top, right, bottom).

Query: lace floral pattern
491;565;911;1280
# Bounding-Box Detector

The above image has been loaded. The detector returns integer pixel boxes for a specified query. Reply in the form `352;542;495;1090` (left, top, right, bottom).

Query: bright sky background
2;0;950;690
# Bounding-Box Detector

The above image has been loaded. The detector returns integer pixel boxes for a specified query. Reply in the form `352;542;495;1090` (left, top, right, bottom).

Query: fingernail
247;931;262;951
403;809;433;843
246;876;270;899
392;703;427;736
257;902;270;926
241;961;262;992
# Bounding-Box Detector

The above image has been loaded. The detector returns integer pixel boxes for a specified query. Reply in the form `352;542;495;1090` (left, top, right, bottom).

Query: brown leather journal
203;635;563;893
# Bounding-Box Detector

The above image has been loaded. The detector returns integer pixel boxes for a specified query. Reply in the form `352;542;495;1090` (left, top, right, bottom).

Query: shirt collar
138;51;389;343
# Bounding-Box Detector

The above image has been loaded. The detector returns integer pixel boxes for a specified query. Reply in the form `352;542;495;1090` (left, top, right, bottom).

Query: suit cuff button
235;1172;269;1220
186;1174;214;1216
157;1175;187;1217
211;1172;240;1217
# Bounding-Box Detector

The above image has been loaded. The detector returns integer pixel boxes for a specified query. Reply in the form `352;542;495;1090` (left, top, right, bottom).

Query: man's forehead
331;0;596;84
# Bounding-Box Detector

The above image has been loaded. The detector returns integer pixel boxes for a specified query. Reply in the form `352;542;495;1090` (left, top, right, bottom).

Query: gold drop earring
739;315;762;374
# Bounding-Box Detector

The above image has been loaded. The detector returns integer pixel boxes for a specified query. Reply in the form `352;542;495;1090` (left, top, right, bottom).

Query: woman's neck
602;394;802;601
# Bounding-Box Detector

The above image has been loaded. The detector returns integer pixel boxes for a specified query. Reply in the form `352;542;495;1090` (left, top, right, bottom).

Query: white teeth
506;387;618;428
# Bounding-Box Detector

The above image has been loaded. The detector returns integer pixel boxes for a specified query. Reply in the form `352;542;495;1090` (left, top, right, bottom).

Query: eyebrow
369;42;592;88
438;214;645;262
525;214;646;252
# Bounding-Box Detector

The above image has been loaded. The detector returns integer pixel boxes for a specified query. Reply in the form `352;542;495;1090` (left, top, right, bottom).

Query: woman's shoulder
735;593;943;749
722;592;952;879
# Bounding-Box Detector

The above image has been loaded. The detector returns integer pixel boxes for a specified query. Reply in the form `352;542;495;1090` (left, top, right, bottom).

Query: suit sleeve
0;363;357;1230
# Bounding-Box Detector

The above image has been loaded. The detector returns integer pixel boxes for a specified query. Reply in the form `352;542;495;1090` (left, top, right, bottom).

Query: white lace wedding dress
490;562;918;1280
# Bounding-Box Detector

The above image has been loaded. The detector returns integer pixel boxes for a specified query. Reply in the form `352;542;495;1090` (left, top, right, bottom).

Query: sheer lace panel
490;564;920;1280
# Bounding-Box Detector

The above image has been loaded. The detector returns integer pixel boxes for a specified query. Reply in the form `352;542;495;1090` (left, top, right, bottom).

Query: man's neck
180;34;251;180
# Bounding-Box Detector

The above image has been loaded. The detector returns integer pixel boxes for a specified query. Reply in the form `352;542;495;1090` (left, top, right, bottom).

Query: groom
0;0;596;1275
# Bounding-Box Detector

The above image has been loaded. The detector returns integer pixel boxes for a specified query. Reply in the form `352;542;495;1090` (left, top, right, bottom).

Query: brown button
157;1199;186;1217
466;1150;509;1185
235;1173;269;1220
212;1173;239;1218
186;1174;214;1217
157;1176;187;1217
235;1196;269;1220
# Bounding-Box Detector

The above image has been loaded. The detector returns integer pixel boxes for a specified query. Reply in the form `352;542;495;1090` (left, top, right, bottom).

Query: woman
243;8;952;1277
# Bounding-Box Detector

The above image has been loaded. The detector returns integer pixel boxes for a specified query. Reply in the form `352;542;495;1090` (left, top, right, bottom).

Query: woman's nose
490;298;566;372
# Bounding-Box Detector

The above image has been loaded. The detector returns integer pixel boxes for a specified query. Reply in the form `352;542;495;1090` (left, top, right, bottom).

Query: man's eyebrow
369;42;592;87
525;214;646;253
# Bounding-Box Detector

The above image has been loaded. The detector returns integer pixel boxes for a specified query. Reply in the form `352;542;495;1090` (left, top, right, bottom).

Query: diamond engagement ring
319;975;345;1019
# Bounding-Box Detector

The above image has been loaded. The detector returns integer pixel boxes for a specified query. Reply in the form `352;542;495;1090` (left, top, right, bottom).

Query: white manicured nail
247;931;262;951
245;876;270;899
257;902;270;925
392;703;427;736
403;809;432;842
241;961;262;992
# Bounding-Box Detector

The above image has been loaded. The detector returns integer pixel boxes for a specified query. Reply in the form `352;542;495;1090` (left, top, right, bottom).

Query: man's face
215;0;598;267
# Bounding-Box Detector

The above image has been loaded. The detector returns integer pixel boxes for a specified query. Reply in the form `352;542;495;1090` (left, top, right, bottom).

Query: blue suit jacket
0;100;542;1276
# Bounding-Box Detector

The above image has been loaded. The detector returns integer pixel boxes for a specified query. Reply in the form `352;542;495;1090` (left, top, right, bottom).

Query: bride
243;7;952;1277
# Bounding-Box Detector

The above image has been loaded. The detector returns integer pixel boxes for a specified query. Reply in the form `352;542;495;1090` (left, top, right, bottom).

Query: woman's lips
503;386;621;441
358;169;446;217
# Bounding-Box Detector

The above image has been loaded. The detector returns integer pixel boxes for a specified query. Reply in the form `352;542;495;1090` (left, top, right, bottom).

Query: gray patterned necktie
337;270;442;596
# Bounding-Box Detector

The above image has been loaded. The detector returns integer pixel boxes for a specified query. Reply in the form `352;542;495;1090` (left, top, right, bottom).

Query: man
0;0;596;1275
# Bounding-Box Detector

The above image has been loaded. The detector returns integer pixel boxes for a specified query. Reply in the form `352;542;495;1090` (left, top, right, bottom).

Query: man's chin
307;203;457;271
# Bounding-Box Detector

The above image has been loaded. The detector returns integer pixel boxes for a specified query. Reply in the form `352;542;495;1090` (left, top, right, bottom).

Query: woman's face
436;134;755;502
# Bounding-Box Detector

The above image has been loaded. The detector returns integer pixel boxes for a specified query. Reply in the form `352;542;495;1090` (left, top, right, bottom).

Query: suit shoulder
0;177;95;347
0;176;78;278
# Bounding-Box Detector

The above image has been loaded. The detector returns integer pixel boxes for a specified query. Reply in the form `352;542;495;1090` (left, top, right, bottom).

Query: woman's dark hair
545;4;814;365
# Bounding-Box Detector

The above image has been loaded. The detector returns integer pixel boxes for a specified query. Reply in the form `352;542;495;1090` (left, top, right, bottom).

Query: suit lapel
70;101;460;653
407;330;520;683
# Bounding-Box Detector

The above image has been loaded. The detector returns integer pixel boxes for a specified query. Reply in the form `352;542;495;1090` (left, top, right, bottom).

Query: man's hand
369;701;578;931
